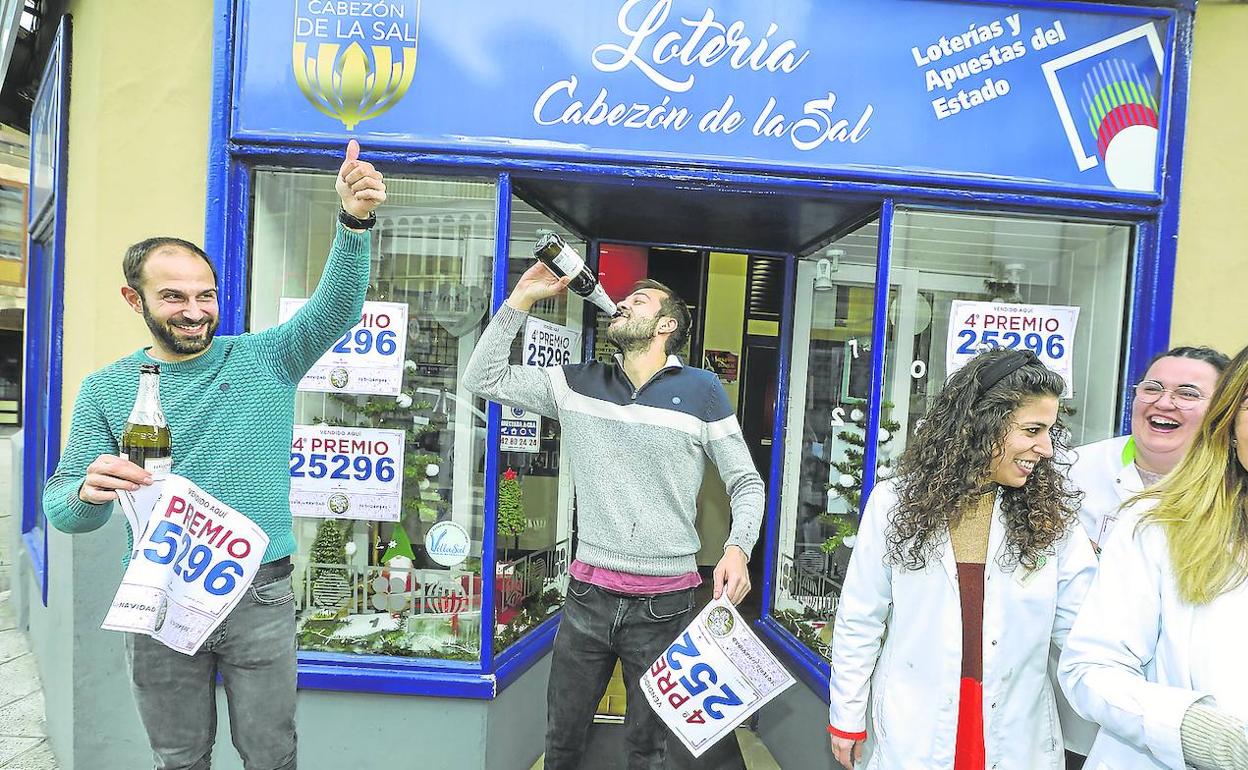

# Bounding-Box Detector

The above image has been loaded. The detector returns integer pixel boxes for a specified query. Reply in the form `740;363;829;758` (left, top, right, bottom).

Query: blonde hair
1133;344;1248;604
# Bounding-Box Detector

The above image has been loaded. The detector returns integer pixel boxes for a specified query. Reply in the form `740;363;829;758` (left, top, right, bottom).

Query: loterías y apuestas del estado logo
291;1;420;130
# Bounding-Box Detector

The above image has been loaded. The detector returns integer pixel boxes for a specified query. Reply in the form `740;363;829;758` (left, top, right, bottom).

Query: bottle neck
128;372;167;427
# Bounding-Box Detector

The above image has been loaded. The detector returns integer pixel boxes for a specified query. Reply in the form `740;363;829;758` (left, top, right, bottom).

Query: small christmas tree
497;468;527;560
310;520;351;607
820;402;900;553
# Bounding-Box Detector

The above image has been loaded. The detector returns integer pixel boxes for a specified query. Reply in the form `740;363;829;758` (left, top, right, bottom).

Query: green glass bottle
121;363;172;475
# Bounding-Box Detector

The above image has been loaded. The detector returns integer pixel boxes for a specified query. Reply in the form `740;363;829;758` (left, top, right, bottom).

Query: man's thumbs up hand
335;139;386;221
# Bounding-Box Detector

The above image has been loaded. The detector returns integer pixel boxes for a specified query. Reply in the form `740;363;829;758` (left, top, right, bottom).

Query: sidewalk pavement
0;426;56;768
0;591;56;769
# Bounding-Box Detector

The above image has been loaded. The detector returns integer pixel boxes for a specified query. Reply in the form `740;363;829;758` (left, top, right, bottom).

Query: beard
142;304;219;356
605;313;659;354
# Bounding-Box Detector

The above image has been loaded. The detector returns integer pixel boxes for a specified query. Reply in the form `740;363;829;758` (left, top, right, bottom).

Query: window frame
22;15;71;607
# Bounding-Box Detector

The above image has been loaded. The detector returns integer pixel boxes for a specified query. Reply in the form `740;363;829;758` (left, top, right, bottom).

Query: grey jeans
124;558;298;770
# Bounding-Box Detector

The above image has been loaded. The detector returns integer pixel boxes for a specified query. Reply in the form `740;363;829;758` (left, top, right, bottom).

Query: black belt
255;556;293;582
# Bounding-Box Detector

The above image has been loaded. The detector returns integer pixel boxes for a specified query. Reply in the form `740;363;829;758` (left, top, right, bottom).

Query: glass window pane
493;198;581;654
772;221;880;660
249;170;496;662
883;210;1133;469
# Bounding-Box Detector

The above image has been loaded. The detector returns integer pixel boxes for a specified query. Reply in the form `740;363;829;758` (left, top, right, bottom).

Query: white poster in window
640;597;795;758
279;299;408;396
290;425;405;522
500;406;540;454
523;317;580;368
946;301;1080;396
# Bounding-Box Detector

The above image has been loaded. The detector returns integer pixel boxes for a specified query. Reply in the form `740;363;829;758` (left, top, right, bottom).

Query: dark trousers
545;578;696;770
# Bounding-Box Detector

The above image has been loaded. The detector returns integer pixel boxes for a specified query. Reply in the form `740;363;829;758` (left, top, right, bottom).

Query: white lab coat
828;480;1098;770
1054;434;1145;754
1068;435;1143;547
1059;506;1232;770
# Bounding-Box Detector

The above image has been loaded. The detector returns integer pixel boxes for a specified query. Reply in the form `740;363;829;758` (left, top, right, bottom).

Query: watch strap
338;208;377;230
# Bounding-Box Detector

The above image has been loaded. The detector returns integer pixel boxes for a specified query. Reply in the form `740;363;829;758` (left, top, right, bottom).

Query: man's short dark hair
123;237;218;292
631;279;691;357
1147;345;1232;375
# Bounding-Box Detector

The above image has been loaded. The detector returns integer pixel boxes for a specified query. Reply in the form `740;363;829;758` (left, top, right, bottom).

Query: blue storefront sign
233;0;1171;194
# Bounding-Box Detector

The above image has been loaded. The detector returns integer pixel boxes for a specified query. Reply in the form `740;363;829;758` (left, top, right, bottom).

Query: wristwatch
338;208;377;230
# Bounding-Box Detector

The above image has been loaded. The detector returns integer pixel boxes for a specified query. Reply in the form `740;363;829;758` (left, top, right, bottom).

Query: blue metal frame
1119;4;1192;433
859;200;897;510
200;0;1195;702
203;0;234;263
22;14;72;607
480;173;512;676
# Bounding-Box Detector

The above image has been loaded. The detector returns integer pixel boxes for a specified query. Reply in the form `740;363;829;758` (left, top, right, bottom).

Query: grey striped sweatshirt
463;304;765;576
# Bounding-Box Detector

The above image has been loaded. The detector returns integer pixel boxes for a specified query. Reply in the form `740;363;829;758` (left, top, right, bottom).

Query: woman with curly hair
1059;344;1248;770
827;348;1097;769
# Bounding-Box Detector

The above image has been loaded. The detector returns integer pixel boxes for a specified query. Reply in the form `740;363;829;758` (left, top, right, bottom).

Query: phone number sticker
946;301;1080;396
279;299;409;396
501;407;540;454
289;424;406;522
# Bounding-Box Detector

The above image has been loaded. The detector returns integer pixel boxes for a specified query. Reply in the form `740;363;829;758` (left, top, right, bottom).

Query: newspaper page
640;597;795;757
102;475;268;655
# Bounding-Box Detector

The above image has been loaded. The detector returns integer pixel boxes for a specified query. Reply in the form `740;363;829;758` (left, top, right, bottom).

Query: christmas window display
250;170;497;661
772;224;883;661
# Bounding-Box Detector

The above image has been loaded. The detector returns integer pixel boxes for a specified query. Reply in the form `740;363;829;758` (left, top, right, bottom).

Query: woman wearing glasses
1068;346;1228;552
828;349;1096;769
1059;343;1248;770
1058;346;1228;768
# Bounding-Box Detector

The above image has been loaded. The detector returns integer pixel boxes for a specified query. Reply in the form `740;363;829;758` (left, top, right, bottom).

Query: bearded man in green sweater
41;140;385;770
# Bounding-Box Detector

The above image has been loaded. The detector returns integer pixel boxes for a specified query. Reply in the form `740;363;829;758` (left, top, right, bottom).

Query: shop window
492;198;582;654
249;170;496;661
772;221;881;659
771;210;1133;662
883;209;1133;456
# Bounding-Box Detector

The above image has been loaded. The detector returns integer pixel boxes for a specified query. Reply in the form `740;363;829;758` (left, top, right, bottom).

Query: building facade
9;1;1248;768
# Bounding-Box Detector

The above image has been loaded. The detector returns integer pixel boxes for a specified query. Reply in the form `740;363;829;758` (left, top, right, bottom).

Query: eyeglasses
1132;381;1207;409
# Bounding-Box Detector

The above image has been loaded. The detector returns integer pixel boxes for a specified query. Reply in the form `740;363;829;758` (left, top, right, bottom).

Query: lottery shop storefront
18;0;1198;768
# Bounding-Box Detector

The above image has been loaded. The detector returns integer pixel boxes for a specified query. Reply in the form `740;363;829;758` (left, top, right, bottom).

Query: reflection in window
0;185;24;262
250;171;496;661
884;210;1132;457
773;222;880;659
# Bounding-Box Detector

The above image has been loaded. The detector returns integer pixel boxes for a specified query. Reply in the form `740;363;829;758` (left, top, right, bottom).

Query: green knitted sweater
42;224;371;563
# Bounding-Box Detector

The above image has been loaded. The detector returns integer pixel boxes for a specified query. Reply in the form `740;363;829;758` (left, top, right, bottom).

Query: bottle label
551;245;585;277
145;457;172;477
